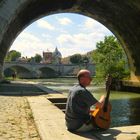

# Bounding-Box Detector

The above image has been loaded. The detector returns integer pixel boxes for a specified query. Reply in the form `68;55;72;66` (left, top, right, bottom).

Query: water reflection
128;98;140;125
92;88;140;127
110;98;140;127
28;78;140;127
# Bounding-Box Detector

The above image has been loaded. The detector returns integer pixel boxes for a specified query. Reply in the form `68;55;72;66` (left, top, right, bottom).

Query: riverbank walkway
27;93;140;140
1;81;139;139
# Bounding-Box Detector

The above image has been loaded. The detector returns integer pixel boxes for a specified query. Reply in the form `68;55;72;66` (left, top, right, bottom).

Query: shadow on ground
73;128;121;140
0;82;59;96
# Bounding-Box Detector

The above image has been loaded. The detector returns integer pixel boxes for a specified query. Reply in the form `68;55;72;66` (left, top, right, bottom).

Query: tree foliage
5;50;21;62
82;56;89;64
34;54;42;63
92;36;130;79
70;54;82;64
70;54;90;64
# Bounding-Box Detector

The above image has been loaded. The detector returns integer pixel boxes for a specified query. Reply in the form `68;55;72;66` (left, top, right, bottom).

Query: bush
137;135;140;140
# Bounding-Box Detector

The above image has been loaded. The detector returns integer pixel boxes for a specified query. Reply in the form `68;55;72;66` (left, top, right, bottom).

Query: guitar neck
103;79;111;112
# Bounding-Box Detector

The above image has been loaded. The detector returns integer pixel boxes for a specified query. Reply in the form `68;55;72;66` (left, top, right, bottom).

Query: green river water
29;78;140;127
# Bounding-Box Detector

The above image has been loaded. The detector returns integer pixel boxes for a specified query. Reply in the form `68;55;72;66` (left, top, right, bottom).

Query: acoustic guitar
91;74;112;130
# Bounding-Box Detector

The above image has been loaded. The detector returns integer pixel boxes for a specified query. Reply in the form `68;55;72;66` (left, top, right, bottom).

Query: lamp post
83;59;88;69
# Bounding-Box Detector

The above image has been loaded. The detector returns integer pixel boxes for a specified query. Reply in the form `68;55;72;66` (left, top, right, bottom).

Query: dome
53;47;62;58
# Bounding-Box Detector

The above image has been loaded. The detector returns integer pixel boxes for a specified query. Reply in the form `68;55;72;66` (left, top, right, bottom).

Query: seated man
65;69;105;132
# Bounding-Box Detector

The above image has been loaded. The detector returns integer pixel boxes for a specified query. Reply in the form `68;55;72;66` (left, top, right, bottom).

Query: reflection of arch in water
39;67;58;78
127;97;140;125
0;1;140;81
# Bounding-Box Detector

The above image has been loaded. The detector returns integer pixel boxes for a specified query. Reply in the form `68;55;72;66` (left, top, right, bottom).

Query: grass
137;135;140;140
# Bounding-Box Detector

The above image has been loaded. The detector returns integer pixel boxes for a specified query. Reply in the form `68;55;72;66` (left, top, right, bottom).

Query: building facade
42;47;62;64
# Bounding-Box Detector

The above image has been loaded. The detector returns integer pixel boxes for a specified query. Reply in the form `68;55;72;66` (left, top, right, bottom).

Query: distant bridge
3;62;95;78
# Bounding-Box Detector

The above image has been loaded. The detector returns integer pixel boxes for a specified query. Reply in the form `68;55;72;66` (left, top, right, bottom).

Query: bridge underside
0;0;140;85
4;65;33;79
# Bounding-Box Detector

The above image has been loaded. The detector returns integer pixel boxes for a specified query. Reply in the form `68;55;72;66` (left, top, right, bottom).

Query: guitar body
92;103;112;130
92;74;112;130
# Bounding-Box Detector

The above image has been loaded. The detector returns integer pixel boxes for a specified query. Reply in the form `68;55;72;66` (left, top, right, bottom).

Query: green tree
34;54;42;63
82;56;89;64
27;57;34;63
92;35;129;79
70;54;82;64
5;50;21;62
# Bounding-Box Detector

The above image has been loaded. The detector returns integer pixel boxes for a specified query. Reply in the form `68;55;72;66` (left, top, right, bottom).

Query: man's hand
99;95;105;104
94;95;105;108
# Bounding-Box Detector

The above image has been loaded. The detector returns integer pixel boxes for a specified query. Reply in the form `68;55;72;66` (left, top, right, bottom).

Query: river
28;77;140;127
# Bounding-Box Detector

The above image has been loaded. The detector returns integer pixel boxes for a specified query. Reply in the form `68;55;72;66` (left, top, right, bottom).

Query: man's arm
95;95;105;108
90;95;105;110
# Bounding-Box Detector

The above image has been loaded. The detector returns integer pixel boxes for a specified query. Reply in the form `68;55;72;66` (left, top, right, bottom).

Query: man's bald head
77;69;91;81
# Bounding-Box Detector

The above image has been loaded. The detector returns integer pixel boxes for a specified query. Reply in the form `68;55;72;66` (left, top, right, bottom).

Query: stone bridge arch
4;64;32;78
0;0;140;82
39;67;58;78
4;63;32;72
3;62;95;78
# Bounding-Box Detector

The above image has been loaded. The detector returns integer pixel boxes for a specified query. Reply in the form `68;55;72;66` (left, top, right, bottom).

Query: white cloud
41;33;52;40
57;34;73;44
19;32;40;42
10;14;113;58
10;31;54;57
56;32;101;57
57;17;72;25
37;19;55;30
73;33;88;42
83;18;112;35
84;18;96;28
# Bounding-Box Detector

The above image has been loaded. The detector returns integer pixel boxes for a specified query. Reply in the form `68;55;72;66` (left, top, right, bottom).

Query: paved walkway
27;94;140;140
0;81;140;139
0;95;40;140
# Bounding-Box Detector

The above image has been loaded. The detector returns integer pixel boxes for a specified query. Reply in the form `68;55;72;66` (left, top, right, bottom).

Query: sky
10;13;113;58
